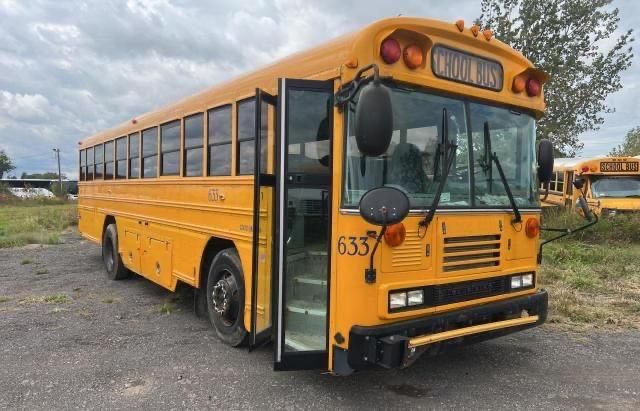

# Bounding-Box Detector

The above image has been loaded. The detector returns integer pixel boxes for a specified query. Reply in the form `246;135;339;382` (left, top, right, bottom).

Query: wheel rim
211;270;239;327
104;238;115;273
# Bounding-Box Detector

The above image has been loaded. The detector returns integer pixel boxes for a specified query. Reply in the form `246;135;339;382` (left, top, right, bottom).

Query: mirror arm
365;225;387;284
540;183;549;202
334;64;392;110
538;187;599;263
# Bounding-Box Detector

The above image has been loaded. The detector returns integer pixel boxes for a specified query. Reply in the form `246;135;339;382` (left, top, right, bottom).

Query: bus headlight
407;290;424;306
510;273;534;289
389;292;407;310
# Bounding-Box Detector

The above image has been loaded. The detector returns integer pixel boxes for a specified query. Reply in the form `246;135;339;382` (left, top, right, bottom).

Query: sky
0;0;638;179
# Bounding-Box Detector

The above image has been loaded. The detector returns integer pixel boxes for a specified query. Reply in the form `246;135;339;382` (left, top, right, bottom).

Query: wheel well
199;237;235;289
102;215;116;241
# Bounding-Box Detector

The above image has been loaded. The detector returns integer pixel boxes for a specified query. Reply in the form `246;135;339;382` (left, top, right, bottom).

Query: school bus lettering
432;45;504;91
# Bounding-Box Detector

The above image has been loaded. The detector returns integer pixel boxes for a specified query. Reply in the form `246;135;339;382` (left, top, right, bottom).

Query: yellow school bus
542;157;640;216
78;17;552;374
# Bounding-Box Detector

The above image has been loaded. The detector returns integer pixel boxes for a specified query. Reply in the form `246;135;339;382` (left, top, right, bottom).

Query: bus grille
391;230;422;268
442;235;501;273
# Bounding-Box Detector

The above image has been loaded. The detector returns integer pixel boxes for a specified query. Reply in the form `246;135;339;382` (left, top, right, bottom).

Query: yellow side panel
141;235;173;289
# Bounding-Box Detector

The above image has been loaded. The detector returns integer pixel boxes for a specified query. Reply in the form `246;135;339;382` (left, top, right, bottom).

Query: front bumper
340;290;547;371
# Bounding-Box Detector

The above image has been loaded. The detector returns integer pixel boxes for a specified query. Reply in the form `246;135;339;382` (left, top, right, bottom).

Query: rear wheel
206;248;247;347
102;223;130;280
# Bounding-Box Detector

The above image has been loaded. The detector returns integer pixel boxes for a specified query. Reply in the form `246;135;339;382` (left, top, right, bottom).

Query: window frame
141;127;159;179
183;112;205;177
86;146;94;181
160;120;181;177
94;143;104;180
115;136;127;179
236;97;256;176
104;140;115;180
128;132;140;179
79;149;86;181
207;104;233;177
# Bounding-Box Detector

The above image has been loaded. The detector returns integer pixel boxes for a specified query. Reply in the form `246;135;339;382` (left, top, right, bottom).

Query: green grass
539;209;640;327
0;202;77;248
158;302;177;314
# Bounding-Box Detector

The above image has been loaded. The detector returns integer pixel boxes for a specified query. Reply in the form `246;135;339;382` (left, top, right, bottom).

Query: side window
79;149;86;181
129;133;140;178
86;147;94;181
94;144;104;179
208;105;232;176
556;172;564;193
104;141;114;179
161;120;180;176
184;113;204;177
142;127;158;178
236;98;257;175
115;137;127;179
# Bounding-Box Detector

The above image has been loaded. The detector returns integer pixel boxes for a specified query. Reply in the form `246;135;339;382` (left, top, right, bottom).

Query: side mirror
572;178;586;190
359;186;410;226
536;139;554;184
354;79;393;157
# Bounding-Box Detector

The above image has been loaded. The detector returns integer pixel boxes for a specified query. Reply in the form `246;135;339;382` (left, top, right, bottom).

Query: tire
206;248;247;347
102;224;130;281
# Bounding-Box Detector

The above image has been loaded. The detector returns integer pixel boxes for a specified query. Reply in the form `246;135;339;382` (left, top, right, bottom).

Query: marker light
403;44;423;69
512;75;526;93
407;290;424;306
455;19;465;32
389;292;407;309
470;25;480;37
525;218;540;238
483;29;493;41
380;38;401;64
384;222;406;247
526;77;541;96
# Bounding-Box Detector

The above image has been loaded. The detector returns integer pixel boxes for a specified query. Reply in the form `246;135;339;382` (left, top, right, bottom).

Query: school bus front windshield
343;84;538;209
591;176;640;198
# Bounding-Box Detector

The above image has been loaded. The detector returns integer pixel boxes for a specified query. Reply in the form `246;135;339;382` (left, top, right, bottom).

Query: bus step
292;274;327;302
285;299;326;334
284;332;326;351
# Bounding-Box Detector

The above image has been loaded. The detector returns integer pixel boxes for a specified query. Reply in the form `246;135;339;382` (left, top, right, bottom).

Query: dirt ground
1;231;639;410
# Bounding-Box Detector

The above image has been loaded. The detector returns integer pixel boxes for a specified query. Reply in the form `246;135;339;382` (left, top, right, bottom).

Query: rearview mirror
354;79;393;157
359;186;410;226
536;139;554;184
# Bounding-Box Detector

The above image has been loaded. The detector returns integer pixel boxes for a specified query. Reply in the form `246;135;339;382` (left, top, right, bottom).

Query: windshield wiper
419;108;457;230
484;121;522;225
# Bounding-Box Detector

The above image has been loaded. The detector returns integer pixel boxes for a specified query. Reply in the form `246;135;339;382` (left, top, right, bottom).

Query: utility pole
53;148;62;195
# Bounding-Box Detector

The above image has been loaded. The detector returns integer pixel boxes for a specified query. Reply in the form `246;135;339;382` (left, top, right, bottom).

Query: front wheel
102;224;130;280
206;248;247;347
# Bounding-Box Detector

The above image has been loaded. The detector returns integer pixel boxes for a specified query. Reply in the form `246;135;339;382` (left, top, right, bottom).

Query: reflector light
384;223;406;247
512;75;526;93
403;44;423;69
525;218;540;238
526;77;541;96
380;38;401;64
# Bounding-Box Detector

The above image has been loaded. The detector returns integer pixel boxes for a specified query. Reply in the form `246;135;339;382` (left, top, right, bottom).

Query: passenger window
79;149;86;181
86;147;94;181
161;120;180;176
142;127;158;178
94;144;104;179
115;137;127;179
556;172;564;193
208;105;232;176
184;113;204;177
104;141;114;179
129;133;140;178
237;98;256;175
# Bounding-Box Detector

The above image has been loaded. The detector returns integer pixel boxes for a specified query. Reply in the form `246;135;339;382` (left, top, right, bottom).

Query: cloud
0;0;636;178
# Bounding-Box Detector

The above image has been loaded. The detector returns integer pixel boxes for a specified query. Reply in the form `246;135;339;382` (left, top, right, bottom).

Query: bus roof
79;16;542;149
554;156;640;174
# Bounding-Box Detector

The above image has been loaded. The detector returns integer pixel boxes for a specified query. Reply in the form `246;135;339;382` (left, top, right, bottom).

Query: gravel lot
1;231;639;410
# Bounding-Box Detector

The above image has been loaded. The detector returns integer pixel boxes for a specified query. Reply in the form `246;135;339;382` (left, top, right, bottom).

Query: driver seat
388;143;428;193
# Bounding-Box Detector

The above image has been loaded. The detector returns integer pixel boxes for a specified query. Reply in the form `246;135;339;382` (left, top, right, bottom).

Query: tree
20;172;67;180
0;150;15;179
609;126;640;156
476;0;634;156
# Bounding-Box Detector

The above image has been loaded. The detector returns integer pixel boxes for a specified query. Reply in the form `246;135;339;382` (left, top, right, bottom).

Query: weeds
0;297;10;303
20;259;32;265
43;294;70;304
158;302;177;314
35;269;48;275
540;209;640;328
0;203;77;248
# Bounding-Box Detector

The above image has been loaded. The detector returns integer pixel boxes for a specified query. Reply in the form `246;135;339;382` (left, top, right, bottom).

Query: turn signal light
380;37;401;64
512;75;527;93
525;218;540;238
384;223;406;247
403;44;423;69
526;77;541;97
